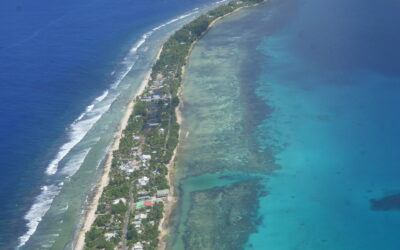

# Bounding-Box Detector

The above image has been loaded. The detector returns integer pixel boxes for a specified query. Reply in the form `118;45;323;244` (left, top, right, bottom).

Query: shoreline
156;3;261;249
75;1;265;249
156;82;183;250
73;46;164;250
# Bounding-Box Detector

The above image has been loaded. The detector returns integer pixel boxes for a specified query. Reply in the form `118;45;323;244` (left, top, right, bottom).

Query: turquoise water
170;0;400;249
247;0;400;248
169;6;275;249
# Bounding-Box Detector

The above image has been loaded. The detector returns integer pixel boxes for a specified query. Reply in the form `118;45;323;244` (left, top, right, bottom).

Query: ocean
0;0;223;248
169;0;400;249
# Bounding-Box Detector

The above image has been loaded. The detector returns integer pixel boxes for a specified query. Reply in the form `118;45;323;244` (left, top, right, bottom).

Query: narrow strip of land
76;1;264;249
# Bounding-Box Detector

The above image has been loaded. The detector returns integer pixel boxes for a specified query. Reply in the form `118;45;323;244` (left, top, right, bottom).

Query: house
138;195;151;201
141;154;151;161
135;200;153;209
134;213;147;220
152;95;161;101
144;200;153;207
140;161;148;169
133;220;141;229
138;176;149;186
104;232;117;241
141;97;152;102
112;198;127;205
148;123;160;127
156;189;169;198
119;162;134;173
135;201;145;209
133;242;143;250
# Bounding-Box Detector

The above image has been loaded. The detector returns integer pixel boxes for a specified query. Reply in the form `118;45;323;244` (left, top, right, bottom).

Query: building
144;200;153;207
134;214;147;220
135;201;145;209
141;97;152;102
112;198;127;205
138;176;149;186
152;95;161;101
104;232;117;241
140;154;151;161
133;242;143;250
138;195;151;201
135;200;153;209
156;189;169;198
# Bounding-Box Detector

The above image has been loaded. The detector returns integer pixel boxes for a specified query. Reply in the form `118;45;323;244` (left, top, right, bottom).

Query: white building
134;214;147;220
138;176;149;186
104;232;116;241
133;242;143;250
112;198;127;205
141;154;151;161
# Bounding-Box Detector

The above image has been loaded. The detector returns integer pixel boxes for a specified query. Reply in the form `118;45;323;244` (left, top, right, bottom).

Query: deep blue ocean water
246;0;400;248
0;0;218;248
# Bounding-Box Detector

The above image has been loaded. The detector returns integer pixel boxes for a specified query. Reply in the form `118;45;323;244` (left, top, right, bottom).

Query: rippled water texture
170;0;400;249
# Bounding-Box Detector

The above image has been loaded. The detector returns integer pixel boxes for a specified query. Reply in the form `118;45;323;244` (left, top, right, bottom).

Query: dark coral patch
370;193;400;211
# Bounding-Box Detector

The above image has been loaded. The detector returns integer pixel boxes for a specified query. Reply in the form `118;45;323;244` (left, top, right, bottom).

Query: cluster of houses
140;79;170;103
113;141;170;248
118;140;153;173
101;76;173;249
85;61;182;249
103;139;171;249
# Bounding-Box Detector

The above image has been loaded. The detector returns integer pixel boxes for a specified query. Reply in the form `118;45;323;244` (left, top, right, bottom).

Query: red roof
144;200;153;206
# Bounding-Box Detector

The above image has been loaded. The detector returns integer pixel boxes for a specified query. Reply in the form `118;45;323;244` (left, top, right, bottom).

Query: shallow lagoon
170;0;400;249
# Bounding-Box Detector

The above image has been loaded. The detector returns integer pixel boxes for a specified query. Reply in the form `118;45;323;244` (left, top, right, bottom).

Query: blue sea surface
247;0;400;249
0;0;218;248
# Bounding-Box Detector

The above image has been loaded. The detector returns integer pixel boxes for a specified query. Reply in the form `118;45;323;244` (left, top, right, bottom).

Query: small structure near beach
156;189;169;198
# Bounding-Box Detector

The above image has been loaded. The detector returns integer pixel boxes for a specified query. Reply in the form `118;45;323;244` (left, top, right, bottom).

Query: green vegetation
84;1;263;249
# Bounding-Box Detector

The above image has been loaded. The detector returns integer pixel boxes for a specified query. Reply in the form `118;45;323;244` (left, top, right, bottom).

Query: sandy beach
73;46;164;250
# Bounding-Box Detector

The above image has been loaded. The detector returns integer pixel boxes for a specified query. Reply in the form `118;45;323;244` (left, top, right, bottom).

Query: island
78;1;264;249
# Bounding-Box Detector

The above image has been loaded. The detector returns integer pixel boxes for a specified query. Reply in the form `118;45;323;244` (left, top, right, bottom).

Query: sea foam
17;184;61;248
44;102;110;175
60;148;91;177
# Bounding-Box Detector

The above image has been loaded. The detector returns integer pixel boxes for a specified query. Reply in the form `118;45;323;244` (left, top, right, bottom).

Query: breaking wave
17;184;62;248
